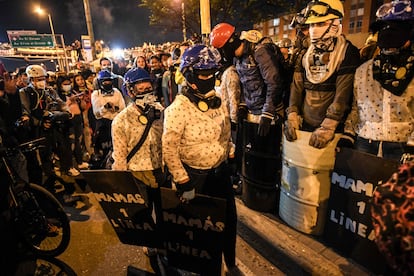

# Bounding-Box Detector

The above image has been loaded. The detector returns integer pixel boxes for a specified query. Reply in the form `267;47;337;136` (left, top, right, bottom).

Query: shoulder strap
126;119;153;163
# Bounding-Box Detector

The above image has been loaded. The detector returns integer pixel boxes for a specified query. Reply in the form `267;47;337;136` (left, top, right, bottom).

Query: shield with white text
82;170;161;248
323;148;399;274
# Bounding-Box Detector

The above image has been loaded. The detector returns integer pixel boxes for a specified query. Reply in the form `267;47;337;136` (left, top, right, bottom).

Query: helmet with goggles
290;8;309;29
376;0;414;21
304;0;344;24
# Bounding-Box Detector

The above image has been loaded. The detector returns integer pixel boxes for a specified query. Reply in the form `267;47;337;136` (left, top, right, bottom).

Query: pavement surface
35;177;374;276
235;198;371;276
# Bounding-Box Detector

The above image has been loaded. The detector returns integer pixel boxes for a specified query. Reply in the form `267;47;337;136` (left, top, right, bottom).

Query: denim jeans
355;137;405;162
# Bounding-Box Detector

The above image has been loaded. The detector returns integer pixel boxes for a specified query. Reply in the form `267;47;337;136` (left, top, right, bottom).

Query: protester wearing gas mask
338;0;414;162
112;68;165;258
91;70;125;167
162;44;237;273
284;0;361;149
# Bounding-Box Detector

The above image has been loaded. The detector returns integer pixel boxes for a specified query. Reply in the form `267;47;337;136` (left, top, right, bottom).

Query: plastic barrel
241;121;282;212
279;130;339;235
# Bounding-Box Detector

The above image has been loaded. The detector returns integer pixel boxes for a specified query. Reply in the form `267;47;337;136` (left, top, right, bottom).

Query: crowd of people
0;0;413;274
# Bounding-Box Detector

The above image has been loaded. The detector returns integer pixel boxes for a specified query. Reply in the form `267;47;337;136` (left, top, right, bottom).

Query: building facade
255;0;380;49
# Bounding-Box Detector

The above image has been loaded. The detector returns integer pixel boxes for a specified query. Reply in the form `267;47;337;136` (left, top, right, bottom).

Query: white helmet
26;65;47;78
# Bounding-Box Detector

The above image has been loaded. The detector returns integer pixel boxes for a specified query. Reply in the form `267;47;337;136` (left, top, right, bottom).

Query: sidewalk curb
235;198;370;276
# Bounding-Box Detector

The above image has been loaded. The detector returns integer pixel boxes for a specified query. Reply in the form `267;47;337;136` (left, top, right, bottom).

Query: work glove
284;112;300;141
309;118;338;149
336;133;356;150
258;112;273;137
237;104;248;125
176;180;195;202
401;142;414;163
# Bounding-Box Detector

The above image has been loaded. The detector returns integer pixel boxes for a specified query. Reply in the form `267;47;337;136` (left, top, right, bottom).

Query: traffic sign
9;34;55;48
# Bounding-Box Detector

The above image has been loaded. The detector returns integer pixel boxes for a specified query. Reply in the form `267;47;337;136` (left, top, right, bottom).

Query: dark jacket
235;40;285;116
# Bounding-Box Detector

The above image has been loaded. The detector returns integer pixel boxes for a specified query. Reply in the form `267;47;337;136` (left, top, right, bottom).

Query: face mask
194;76;216;94
309;20;341;42
309;24;330;41
34;80;46;90
62;84;72;92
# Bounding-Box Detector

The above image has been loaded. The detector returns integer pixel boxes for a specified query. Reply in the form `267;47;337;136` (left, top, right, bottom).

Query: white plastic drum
279;130;340;235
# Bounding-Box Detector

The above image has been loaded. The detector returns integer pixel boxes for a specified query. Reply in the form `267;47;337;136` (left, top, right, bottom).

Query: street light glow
35;6;45;15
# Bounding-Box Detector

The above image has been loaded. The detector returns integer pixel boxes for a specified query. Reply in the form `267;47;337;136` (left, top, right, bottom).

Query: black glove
258;115;272;136
336;133;356;149
237;105;248;124
176;180;195;202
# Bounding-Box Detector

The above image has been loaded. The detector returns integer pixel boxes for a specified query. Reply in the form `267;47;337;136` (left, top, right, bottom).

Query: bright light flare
35;6;45;15
112;48;124;58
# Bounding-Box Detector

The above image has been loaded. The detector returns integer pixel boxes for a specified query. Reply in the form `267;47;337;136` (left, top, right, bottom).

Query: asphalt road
51;184;285;275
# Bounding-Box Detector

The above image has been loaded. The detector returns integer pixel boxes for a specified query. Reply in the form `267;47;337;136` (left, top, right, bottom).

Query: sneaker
77;162;89;169
67;167;80;177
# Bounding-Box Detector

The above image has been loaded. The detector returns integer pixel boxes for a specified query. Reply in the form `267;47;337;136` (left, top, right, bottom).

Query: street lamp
35;7;57;48
35;6;69;72
175;0;187;41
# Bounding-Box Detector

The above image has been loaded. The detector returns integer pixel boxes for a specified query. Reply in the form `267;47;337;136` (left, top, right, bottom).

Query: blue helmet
122;68;151;94
97;70;114;94
179;44;221;74
376;0;414;21
97;70;113;81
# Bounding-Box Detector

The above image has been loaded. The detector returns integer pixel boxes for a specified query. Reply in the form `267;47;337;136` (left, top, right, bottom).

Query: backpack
370;161;414;275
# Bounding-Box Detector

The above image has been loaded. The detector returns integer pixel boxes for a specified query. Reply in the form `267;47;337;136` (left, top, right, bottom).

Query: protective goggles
376;0;412;19
304;1;342;18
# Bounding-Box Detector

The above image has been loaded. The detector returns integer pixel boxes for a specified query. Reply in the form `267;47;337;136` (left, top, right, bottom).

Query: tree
138;0;300;37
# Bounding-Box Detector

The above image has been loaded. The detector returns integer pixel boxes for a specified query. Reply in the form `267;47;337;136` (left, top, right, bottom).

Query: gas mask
373;49;414;96
133;90;157;108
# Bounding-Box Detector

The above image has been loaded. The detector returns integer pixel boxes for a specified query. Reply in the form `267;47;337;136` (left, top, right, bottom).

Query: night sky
0;0;182;48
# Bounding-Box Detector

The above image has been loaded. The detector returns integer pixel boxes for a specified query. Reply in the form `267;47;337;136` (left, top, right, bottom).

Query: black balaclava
220;34;242;62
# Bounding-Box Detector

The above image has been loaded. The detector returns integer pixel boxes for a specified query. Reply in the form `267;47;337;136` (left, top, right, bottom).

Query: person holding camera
91;70;125;167
19;65;77;193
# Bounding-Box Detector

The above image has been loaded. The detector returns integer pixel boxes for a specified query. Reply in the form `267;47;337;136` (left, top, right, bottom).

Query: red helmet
210;23;236;49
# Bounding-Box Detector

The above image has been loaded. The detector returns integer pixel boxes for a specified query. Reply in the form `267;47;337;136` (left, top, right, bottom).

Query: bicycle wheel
20;184;71;257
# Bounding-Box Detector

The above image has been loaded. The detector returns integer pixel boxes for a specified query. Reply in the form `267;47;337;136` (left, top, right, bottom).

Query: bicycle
0;135;71;258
